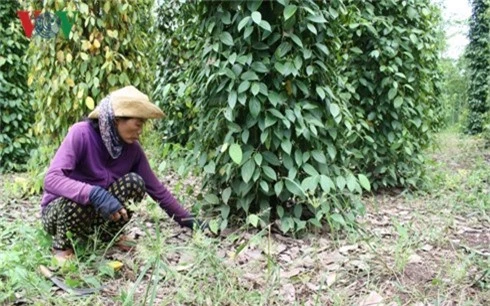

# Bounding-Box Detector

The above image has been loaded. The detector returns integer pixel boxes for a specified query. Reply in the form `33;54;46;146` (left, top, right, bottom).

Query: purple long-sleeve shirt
41;121;192;225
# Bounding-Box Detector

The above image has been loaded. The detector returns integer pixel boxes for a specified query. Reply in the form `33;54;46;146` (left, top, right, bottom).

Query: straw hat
88;86;165;119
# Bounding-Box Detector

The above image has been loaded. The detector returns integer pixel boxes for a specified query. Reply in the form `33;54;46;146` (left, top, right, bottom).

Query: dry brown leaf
276;243;288;254
320;251;347;265
288;247;301;258
339;244;359;254
408;253;422;264
325;263;341;271
280;283;296;303
281;267;303;279
326;272;337;287
306;282;319;291
359;291;384;306
349;260;369;271
301;255;315;268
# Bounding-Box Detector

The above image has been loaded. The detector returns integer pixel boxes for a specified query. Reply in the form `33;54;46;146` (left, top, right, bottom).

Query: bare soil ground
0;132;488;305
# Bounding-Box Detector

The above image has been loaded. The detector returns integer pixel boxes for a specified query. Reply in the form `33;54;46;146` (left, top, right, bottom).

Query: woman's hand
89;186;124;220
110;208;129;222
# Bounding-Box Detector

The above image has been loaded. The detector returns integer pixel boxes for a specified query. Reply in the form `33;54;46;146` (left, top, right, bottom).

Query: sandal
52;248;74;266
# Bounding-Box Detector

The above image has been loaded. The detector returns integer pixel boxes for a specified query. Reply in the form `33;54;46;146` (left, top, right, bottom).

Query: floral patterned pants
41;173;146;250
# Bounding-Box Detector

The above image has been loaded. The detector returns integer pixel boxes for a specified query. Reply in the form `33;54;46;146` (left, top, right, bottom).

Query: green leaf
311;150;326;164
276;42;292;57
238;16;251;31
251;11;262;24
407;7;417;19
259;20;272;31
316;87;325;100
329;103;340;117
336;176;346;190
268;91;281;106
263;151;281;166
238;81;251;93
222;188;232;205
241;71;259;81
247;214;259;227
281;139;292;154
254;153;263;165
204;194;219;204
307;23;317;35
204;161;215;174
388;88;397;100
327;145;336;160
228;91;237;109
346;174;357;192
283;5;297;20
244;26;254;39
262;165;277;181
370;50;380;58
274;62;287;75
284;178;306;197
251;82;260;96
290;34;303;48
394;96;403;108
293;205;303;218
307;14;327;23
350;47;363;54
328;6;339;19
303;163;319;176
277;205;284;218
274;180;284;196
320;175;335;192
260;180;269;192
209;220;219;234
249;97;261;117
219;32;234;46
301;175;319;192
241;159;255;183
330;213;346;226
358;174;371;191
229;144;243;164
251;62;269;73
316;43;329;56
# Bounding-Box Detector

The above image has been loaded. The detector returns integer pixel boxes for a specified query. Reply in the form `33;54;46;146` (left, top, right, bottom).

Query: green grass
1;131;489;305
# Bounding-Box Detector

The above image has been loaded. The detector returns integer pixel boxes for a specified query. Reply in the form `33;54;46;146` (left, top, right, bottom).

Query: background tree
153;0;201;144
0;0;34;172
341;0;444;188
440;57;468;128
466;0;490;134
26;0;155;191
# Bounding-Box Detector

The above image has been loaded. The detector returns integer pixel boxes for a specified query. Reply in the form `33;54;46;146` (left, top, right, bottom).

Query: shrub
0;0;34;172
156;0;443;233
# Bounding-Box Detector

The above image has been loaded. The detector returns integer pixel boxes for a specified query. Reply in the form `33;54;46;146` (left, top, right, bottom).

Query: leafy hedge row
155;0;444;232
0;0;34;172
340;0;444;188
466;0;490;134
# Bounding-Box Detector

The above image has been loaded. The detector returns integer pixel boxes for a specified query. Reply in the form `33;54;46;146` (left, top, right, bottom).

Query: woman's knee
113;172;146;202
126;172;146;191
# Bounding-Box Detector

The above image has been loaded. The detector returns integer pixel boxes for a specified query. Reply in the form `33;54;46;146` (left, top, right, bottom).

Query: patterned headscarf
98;95;123;159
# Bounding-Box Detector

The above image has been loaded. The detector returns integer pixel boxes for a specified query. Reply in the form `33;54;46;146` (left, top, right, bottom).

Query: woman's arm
132;146;193;227
43;124;94;204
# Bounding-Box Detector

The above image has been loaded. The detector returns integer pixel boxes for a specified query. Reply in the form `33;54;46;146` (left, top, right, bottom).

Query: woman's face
115;118;146;144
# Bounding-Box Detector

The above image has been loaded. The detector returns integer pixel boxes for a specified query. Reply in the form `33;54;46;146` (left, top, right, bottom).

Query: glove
89;186;123;220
